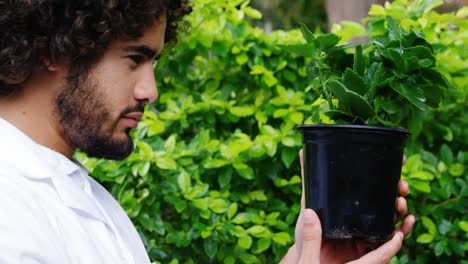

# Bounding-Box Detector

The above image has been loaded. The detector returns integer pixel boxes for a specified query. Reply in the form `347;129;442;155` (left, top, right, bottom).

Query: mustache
120;104;145;117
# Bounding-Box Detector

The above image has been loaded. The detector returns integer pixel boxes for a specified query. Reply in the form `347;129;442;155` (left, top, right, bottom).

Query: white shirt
0;118;151;264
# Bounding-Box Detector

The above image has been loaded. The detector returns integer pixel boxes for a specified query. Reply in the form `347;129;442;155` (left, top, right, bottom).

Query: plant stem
316;58;333;110
428;196;461;214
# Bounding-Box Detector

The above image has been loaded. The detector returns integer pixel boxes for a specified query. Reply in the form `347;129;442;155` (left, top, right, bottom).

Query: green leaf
279;43;315;57
275;60;288;71
232;212;252;224
164;134;176;154
381;100;400;114
138;161;151;177
263;72;278;87
272;232;291;246
224;257;235;264
236;53;249;65
234;162;254;180
328;80;375;120
416;233;434;244
299;22;315;43
252;238;271;254
314;33;341;50
410;171;435;181
440;145;454;164
242;6;262;19
403;46;435;65
389;80;427;111
247;225;270;237
459;221;468;232
209;198;229;214
227;203;238;220
281;148;297;169
422;216;437;235
342;68;367;96
449;163;464;177
155;156;177;170
408;0;444;18
324;109;354;120
229;105;255;117
203;159;230;169
204;238;218;258
438;220;453;235
237;235;252;249
250;65;267;75
239;253;260;264
177;171;191;193
353;45;364;76
411;180;431;193
192;198;208;211
290;112;304;125
449;240;465;256
249;190;268;201
385;49;408;73
434;241;444;256
386;16;403;40
136;141;153;158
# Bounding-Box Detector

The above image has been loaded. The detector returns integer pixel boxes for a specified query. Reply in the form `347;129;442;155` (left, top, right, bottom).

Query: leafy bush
76;0;467;263
79;0;312;262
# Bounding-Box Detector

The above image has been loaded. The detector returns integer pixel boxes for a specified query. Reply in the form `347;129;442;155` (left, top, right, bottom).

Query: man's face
54;18;166;160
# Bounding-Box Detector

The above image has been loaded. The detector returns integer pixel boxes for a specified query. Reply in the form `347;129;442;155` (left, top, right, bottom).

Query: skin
0;17;166;160
280;150;416;263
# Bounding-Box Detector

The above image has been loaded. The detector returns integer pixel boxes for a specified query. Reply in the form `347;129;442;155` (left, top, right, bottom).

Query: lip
123;112;143;121
122;112;143;128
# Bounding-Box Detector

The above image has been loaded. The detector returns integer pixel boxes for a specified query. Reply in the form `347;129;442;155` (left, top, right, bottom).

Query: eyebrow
123;45;162;60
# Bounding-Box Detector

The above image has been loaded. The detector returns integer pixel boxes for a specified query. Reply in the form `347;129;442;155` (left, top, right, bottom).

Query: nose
133;65;158;105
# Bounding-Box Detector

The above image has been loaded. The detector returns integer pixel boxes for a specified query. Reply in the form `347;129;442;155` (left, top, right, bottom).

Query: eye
127;55;145;65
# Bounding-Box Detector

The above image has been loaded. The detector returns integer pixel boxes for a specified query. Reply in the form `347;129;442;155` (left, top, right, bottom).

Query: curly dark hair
0;0;191;95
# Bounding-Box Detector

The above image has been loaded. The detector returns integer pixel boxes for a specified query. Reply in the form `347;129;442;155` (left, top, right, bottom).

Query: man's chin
81;138;134;160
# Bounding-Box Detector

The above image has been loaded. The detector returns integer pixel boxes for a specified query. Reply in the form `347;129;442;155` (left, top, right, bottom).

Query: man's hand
280;150;415;263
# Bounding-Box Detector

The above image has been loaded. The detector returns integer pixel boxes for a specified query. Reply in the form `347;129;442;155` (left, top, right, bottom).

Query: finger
300;149;305;210
299;209;321;264
355;241;382;257
348;231;404;264
396;215;415;237
395;197;407;222
402;155;407;165
398;180;409;197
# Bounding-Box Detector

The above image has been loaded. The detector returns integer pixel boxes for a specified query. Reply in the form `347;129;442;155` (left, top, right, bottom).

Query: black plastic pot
298;124;410;241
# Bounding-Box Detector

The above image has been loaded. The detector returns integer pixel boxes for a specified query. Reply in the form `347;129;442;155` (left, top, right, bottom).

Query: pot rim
298;124;411;135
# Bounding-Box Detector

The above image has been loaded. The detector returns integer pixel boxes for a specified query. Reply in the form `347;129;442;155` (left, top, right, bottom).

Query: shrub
76;0;467;263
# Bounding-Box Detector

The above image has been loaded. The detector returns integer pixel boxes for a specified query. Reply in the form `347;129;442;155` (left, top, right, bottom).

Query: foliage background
76;0;467;263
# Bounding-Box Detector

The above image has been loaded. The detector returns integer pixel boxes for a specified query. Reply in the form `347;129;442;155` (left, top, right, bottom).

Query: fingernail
396;231;404;240
303;209;315;223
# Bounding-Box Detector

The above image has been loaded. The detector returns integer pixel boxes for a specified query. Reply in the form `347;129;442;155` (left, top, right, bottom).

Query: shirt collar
0;117;108;224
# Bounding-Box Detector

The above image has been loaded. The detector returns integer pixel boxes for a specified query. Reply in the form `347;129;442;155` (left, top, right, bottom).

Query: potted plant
281;17;448;241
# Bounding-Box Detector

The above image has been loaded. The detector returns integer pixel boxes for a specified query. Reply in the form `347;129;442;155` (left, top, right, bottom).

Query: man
0;0;414;263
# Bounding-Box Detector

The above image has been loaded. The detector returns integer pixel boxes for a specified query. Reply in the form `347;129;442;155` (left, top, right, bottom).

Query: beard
53;69;143;160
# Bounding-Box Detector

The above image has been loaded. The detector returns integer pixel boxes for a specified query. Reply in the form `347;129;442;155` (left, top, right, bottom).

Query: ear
41;58;60;72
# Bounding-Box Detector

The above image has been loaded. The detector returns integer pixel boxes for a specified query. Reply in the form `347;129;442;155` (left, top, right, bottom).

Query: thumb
299;209;322;264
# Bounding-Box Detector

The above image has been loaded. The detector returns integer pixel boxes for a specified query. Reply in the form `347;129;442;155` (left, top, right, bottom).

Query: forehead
138;17;167;46
117;17;167;52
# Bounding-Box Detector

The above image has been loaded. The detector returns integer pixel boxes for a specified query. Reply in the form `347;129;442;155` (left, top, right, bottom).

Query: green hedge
76;0;467;263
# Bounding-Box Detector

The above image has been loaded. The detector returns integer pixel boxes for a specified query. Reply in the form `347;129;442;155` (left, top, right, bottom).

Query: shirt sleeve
0;174;69;264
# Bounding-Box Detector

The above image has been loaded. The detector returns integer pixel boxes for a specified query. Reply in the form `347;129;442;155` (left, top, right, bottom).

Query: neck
0;72;75;159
